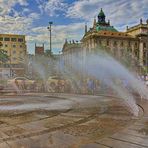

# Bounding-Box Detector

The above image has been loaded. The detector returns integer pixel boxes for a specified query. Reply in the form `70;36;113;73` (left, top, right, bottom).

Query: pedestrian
87;78;95;95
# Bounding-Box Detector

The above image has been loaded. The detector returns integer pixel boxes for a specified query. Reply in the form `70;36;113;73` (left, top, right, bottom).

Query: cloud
0;0;28;16
0;12;40;34
36;0;67;16
27;22;84;51
1;0;148;54
66;0;148;31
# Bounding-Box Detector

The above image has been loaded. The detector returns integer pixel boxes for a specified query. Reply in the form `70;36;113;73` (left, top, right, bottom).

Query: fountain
0;47;148;147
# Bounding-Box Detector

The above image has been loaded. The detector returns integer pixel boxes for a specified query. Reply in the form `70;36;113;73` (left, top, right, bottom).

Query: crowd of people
13;76;148;94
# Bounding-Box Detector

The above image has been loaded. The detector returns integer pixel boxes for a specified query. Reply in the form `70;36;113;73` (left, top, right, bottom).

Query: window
4;38;10;41
0;42;3;47
20;45;23;48
143;50;147;65
127;48;132;52
143;42;146;48
0;37;3;41
13;45;16;48
107;40;109;46
18;38;23;42
135;42;138;48
5;44;8;47
121;42;124;47
11;38;17;42
99;40;102;45
13;50;16;54
114;41;117;47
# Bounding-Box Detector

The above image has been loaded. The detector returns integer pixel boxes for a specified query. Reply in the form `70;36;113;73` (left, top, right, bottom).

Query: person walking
87;78;95;95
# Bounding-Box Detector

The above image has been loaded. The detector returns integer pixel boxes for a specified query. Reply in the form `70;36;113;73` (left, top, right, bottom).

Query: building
35;43;44;55
62;40;82;68
0;34;27;77
62;8;148;74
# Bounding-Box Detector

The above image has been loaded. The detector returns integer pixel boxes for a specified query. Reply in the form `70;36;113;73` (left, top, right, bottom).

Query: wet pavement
0;93;147;148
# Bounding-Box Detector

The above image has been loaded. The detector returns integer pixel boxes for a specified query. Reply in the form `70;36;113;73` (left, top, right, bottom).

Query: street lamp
47;21;53;52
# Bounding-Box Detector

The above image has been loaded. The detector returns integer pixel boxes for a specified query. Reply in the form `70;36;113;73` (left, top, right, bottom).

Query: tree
0;42;9;63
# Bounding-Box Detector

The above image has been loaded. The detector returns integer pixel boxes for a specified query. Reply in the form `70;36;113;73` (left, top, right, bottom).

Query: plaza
0;92;147;148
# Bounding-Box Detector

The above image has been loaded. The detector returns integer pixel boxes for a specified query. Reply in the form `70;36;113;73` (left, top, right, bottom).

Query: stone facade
62;9;148;74
35;43;44;55
0;34;27;77
0;34;27;65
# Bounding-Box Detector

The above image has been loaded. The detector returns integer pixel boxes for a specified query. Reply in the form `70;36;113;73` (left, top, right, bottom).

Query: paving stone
0;142;10;148
0;94;147;147
7;138;33;148
0;131;9;139
121;129;148;138
81;143;110;148
97;137;145;148
110;133;148;147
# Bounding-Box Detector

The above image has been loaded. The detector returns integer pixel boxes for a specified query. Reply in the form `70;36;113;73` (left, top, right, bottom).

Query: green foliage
0;49;9;63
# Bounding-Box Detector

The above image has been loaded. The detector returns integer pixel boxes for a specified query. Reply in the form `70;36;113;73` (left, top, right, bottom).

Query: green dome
96;25;118;32
98;8;105;17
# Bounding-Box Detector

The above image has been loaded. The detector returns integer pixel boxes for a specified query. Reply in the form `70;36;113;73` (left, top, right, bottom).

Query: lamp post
47;21;53;52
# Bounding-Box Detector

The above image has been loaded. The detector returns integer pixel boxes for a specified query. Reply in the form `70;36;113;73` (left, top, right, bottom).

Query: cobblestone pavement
0;93;147;148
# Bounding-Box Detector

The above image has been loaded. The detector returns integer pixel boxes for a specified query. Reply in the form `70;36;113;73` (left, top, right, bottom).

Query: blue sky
0;0;148;54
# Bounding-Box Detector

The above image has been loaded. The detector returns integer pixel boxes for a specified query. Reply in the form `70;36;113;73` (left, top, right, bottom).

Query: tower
35;43;45;55
98;8;106;24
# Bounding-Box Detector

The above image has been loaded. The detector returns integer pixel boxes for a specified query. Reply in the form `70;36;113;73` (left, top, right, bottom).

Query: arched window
113;41;117;47
143;42;146;48
99;40;102;45
107;40;109;46
135;42;138;48
143;50;147;65
121;41;124;47
128;41;131;47
134;49;139;59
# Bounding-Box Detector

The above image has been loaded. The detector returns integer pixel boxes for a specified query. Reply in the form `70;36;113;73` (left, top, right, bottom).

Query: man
87;78;95;95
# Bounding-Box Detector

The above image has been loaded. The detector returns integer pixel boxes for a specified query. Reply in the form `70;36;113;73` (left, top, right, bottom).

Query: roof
83;30;137;40
96;25;118;32
127;23;148;33
62;43;82;52
0;34;25;37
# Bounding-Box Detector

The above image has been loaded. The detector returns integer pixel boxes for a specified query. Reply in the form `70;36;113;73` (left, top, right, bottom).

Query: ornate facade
62;9;148;74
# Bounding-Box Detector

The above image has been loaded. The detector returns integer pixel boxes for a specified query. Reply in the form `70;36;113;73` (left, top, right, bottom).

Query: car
46;76;71;92
7;77;35;90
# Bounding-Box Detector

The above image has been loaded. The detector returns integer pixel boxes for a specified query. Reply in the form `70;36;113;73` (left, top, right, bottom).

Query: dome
98;8;105;17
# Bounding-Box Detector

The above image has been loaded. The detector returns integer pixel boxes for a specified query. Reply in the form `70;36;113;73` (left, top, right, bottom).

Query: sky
0;0;148;54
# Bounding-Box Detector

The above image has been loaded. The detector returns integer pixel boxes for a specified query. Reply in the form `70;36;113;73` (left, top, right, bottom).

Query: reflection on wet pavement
0;94;147;148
